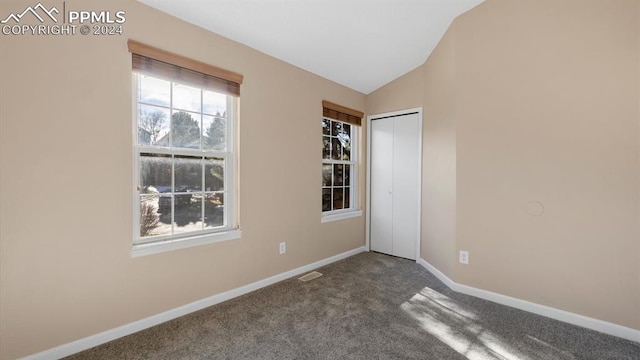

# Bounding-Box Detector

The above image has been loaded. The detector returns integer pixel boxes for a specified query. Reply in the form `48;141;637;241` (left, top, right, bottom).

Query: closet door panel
391;113;420;260
370;118;394;255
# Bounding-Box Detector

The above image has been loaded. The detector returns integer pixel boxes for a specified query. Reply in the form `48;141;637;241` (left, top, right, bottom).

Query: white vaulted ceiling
137;0;485;94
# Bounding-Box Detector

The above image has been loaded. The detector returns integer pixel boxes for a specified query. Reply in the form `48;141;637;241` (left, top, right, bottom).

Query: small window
321;101;363;221
129;41;243;254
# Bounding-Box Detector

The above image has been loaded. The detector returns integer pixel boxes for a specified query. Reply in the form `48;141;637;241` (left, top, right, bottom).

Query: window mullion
201;156;205;230
200;89;204;151
169;76;174;149
199;89;206;230
224;154;230;227
171;154;175;235
322;159;355;165
138;148;228;159
169;81;175;236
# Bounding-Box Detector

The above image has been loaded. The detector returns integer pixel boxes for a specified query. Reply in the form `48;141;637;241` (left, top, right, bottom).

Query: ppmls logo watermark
2;2;126;36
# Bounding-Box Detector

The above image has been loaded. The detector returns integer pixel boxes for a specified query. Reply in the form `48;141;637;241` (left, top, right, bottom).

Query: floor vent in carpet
298;271;323;282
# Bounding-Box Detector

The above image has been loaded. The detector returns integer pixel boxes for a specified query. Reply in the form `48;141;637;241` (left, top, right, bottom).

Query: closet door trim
366;107;423;261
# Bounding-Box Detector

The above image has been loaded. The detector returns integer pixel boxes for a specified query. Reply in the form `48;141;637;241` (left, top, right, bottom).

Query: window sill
132;229;241;257
321;210;363;223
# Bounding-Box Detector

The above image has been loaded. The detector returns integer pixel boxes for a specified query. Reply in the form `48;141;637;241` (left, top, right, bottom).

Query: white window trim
132;229;241;257
132;74;240;257
321;117;361;222
321;209;363;223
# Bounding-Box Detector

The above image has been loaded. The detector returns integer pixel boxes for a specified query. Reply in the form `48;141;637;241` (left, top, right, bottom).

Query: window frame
321;116;362;223
131;75;240;257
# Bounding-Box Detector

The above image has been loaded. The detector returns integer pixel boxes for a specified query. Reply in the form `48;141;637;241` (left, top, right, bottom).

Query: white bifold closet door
370;112;420;260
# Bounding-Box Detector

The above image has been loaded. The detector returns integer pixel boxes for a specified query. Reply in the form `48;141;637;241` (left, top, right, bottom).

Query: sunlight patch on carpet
401;287;532;360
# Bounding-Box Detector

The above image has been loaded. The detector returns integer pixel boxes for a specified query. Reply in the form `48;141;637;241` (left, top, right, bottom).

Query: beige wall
368;0;640;330
420;28;458;279
455;0;639;330
364;65;423;116
0;1;365;359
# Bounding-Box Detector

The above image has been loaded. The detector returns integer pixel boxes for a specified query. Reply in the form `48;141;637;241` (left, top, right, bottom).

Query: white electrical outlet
459;250;469;264
279;242;286;255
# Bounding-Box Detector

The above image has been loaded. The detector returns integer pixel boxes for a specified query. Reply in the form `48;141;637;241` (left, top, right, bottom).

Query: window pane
344;187;350;209
146;194;172;236
140;195;166;237
171;111;201;149
203;90;227;116
140;153;172;193
322;118;330;135
139;75;170;107
342;145;351;161
339;125;351;160
322;189;332;212
174;194;202;234
205;192;224;228
331;121;341;136
203;114;226;151
344;165;351;186
322;164;332;186
205;157;224;191
138;105;170;146
158;194;172;216
175;155;202;192
331;138;342;160
342;123;351;136
173;83;201;112
333;188;344;210
323;136;331;159
334;164;344;186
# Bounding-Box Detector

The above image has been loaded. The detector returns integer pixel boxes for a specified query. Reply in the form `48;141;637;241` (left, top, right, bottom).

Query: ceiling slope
138;0;484;94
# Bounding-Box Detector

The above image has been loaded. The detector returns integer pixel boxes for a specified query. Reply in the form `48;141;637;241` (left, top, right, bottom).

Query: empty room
0;0;639;359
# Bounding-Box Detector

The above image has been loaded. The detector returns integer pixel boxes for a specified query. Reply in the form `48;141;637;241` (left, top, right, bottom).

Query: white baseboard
24;246;368;360
417;258;640;343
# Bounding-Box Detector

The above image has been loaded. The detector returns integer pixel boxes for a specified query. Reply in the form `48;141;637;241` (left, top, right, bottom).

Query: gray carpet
66;252;639;359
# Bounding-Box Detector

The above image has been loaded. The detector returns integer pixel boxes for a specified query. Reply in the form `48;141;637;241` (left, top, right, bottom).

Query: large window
129;41;242;254
321;101;363;221
322;118;355;212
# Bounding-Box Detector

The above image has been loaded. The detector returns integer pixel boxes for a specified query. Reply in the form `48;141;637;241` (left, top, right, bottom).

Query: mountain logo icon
1;3;59;24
